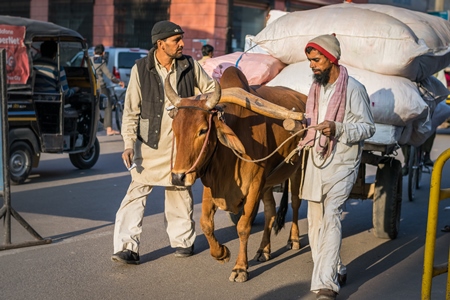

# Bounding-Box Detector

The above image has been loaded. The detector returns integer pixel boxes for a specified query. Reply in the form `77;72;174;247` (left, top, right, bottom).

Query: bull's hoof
229;269;249;282
286;239;300;250
214;245;231;264
253;249;271;262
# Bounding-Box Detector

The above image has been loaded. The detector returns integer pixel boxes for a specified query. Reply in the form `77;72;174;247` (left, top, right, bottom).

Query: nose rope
184;113;214;175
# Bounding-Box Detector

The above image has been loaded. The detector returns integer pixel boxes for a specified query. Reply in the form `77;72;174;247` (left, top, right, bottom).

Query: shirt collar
154;52;176;72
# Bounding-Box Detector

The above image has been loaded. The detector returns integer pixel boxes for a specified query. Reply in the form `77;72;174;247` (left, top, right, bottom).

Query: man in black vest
111;21;215;264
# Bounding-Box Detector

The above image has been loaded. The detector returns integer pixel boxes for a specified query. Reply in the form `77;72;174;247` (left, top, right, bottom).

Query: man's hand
315;120;336;137
122;148;134;168
119;81;125;88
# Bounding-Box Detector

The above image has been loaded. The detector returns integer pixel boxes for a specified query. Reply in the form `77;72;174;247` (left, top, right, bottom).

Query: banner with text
0;25;29;85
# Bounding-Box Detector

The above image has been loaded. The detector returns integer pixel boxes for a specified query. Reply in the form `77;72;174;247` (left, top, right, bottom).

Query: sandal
441;225;450;232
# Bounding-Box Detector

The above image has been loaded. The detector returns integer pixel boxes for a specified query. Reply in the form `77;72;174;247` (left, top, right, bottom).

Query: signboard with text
0;25;29;85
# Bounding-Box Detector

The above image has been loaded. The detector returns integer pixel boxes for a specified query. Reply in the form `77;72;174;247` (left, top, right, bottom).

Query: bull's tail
274;179;289;235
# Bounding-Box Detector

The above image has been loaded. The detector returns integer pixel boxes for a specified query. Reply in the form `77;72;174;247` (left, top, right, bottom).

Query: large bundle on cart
251;3;450;239
256;3;450;146
255;3;450;81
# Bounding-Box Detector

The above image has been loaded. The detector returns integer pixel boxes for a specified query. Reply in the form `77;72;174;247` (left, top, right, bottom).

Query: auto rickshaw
1;16;100;184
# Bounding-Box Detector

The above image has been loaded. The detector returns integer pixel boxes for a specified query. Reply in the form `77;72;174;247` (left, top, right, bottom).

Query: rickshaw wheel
69;137;100;169
9;141;33;185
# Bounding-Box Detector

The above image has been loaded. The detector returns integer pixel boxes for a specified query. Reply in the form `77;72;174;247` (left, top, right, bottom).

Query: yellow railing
422;147;450;300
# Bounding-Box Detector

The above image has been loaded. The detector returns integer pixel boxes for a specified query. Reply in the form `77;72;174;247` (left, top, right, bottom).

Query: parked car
69;47;148;86
103;47;148;85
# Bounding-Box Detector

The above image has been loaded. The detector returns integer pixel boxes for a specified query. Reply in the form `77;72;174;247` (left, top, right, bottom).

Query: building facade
0;0;447;59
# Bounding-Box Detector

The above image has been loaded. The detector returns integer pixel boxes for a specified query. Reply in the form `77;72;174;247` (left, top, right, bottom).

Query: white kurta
300;76;375;294
301;76;375;201
121;55;215;186
113;53;215;253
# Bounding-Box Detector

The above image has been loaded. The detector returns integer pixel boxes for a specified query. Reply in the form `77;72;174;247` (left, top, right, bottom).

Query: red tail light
113;66;121;79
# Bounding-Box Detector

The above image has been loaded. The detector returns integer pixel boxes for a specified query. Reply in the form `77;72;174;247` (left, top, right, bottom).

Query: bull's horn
204;80;221;109
164;72;181;107
220;88;304;121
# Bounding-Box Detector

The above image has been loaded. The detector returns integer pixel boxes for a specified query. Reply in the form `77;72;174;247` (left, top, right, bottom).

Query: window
114;0;170;49
0;1;30;18
230;5;267;53
49;0;94;46
118;52;147;68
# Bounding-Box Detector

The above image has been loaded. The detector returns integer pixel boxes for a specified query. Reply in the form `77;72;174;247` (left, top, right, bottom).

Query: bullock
166;67;307;282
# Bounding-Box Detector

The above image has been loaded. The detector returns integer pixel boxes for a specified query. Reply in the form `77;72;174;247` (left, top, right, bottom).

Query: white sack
365;123;404;146
244;35;268;54
406;76;450;146
401;102;450;146
408;108;432;147
266;61;428;126
321;3;450;52
266;10;288;26
245;9;287;54
253;3;450;81
417;75;450;113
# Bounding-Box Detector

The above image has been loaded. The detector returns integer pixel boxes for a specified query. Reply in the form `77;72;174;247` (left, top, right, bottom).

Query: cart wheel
416;155;423;190
373;158;402;239
407;146;423;201
228;200;261;226
9;141;33;185
69;137;100;169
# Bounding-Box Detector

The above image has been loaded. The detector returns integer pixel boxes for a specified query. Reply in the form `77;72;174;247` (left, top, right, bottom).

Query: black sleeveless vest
135;48;195;149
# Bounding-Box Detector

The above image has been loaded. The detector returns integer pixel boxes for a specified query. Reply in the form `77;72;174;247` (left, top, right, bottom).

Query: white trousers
113;180;196;254
307;179;353;293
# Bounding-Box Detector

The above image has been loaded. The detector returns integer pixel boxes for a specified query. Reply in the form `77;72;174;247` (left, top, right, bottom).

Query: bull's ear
166;106;178;118
213;118;246;154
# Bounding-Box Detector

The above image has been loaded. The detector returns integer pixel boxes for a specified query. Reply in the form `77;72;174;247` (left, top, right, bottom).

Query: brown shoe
316;289;337;300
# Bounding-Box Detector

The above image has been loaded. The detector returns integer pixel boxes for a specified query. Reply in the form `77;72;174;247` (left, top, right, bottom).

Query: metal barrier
422;147;450;300
0;48;52;250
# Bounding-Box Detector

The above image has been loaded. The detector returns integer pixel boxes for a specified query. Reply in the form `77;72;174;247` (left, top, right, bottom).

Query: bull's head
165;74;246;187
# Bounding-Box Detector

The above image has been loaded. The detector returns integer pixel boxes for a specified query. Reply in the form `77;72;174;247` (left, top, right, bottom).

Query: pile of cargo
202;3;450;147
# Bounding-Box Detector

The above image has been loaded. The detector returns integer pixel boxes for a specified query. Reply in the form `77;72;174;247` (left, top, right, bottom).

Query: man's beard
171;47;183;59
313;67;331;86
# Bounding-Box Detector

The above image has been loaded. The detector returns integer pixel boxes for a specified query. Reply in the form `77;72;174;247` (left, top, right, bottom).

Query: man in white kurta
111;21;215;265
299;34;375;299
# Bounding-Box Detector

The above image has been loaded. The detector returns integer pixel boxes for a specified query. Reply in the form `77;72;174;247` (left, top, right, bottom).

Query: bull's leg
200;188;230;263
287;169;302;250
254;187;276;262
230;191;261;283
